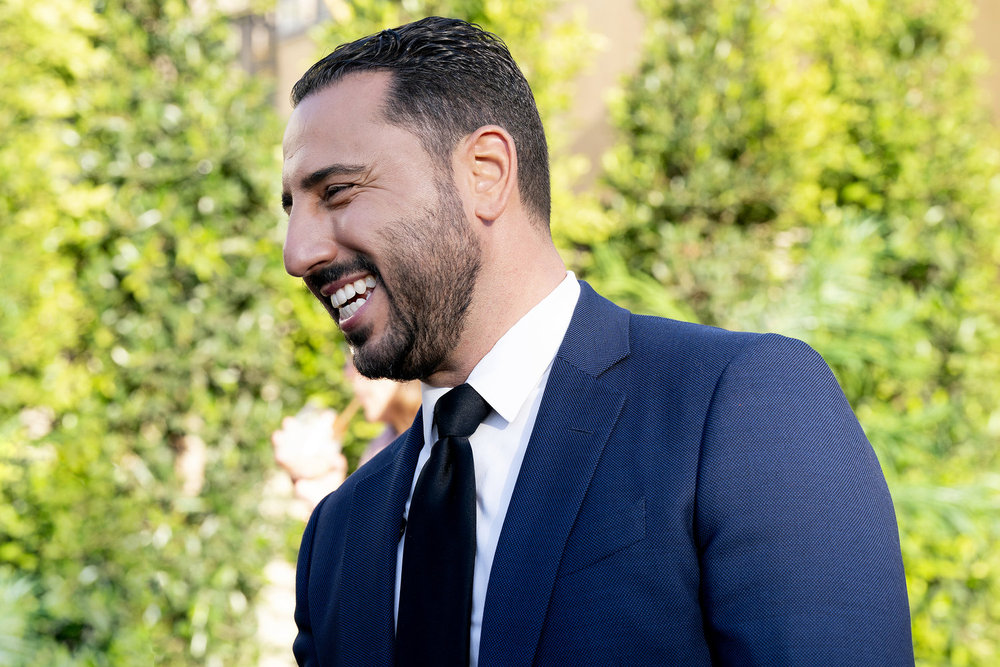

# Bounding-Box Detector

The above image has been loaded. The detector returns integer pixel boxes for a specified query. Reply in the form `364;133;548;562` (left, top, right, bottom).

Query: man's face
281;72;481;381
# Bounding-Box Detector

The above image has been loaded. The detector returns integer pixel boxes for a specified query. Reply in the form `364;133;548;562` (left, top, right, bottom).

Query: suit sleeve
292;499;323;666
695;334;913;665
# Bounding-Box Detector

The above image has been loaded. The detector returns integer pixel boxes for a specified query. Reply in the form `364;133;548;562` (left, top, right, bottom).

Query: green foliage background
1;0;998;664
0;0;342;662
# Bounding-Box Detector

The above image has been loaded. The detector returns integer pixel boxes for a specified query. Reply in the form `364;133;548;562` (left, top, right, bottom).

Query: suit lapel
477;283;630;667
330;413;424;665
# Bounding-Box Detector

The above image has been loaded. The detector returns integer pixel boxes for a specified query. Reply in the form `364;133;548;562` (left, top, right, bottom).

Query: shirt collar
421;272;580;436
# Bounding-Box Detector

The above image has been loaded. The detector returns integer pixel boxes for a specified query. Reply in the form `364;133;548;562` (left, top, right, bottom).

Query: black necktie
396;383;490;667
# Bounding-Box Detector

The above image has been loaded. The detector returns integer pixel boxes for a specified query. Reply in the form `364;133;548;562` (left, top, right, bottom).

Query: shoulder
571;280;832;396
630;311;762;357
574;279;777;362
627;311;818;394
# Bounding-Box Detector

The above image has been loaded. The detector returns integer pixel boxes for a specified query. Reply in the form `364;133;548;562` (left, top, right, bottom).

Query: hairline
293;67;549;228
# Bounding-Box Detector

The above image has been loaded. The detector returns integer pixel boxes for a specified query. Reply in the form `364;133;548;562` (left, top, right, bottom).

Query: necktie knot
434;383;490;439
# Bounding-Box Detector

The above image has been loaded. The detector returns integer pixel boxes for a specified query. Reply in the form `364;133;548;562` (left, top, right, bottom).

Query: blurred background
2;0;999;664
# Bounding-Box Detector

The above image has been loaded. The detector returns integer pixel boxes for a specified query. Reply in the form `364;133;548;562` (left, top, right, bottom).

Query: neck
422;236;567;388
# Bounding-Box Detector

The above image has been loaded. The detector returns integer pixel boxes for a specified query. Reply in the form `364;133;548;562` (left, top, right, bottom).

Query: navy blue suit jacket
293;282;913;665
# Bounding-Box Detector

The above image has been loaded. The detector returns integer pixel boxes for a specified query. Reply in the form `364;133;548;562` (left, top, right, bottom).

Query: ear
458;125;517;223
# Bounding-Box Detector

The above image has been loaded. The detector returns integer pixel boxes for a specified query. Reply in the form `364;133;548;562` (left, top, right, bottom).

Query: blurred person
271;362;420;512
346;362;423;468
279;16;913;667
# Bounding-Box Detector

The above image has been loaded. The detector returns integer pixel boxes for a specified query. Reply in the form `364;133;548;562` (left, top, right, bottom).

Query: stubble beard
348;179;482;381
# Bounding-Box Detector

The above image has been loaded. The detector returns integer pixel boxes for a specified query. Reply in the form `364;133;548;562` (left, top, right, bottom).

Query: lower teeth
341;296;367;320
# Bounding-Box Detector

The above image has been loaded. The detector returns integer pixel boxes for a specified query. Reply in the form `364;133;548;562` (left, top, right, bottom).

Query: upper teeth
331;275;376;314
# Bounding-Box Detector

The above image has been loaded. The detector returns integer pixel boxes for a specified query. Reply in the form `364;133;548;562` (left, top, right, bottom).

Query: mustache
304;256;381;293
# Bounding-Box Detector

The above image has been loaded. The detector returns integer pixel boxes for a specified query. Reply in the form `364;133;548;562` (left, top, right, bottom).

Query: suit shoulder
630;313;822;365
630;312;756;347
623;313;839;403
626;312;763;372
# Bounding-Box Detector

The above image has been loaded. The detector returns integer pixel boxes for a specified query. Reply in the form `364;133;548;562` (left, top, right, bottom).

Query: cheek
334;197;403;252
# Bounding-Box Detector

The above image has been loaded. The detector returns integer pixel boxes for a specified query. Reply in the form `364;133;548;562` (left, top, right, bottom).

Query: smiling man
280;16;913;667
282;71;489;383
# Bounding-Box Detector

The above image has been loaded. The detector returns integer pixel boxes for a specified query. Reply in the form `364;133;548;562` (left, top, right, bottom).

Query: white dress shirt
395;272;581;666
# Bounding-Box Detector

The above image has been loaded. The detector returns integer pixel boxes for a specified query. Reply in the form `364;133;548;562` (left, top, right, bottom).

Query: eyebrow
300;163;367;191
282;162;367;212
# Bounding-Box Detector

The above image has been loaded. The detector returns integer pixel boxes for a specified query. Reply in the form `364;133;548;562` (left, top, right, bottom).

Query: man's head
282;18;566;387
290;16;550;225
282;70;482;381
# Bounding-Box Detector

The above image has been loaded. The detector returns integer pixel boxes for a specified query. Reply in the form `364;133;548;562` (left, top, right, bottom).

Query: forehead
282;70;395;168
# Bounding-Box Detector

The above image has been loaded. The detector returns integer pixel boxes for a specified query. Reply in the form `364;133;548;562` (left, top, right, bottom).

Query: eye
323;184;354;204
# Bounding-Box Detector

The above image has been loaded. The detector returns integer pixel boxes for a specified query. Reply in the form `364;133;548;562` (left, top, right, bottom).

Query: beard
342;178;482;381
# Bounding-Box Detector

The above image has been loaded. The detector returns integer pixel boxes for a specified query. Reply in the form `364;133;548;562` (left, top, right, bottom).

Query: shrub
0;0;324;662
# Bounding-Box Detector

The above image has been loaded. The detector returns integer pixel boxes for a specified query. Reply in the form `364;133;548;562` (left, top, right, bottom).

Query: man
280;16;913;666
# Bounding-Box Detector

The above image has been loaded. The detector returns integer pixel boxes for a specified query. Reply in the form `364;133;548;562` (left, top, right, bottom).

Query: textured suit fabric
292;281;913;666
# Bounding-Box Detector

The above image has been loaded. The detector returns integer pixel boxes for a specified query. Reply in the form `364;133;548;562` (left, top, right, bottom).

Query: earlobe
465;126;516;223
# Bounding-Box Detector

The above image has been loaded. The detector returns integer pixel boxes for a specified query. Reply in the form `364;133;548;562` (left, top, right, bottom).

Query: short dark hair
291;16;550;224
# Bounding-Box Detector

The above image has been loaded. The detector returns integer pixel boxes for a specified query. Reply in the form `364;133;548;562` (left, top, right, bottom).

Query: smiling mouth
330;275;377;320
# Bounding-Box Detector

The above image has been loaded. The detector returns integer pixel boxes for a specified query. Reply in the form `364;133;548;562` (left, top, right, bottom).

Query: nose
283;208;338;277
